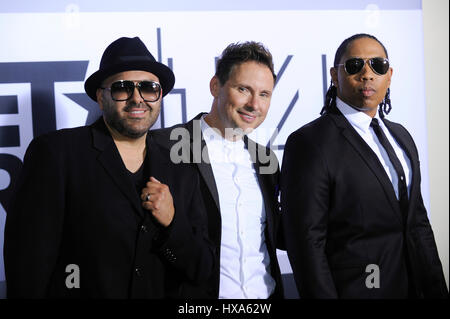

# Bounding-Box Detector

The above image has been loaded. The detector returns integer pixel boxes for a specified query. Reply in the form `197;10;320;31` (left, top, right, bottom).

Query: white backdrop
0;3;427;298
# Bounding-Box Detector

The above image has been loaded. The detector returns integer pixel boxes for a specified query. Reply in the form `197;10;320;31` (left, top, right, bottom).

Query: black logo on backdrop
0;61;91;211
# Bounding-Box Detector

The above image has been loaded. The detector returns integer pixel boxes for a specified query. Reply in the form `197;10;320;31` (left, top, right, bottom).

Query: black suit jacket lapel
146;134;171;183
328;111;404;224
91;119;143;218
382;119;420;222
186;113;221;212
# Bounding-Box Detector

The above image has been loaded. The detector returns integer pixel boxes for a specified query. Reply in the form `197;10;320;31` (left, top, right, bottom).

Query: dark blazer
4;118;215;298
151;113;284;298
281;107;448;299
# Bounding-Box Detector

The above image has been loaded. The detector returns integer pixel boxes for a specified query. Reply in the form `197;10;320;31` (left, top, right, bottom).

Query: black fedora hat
84;36;175;101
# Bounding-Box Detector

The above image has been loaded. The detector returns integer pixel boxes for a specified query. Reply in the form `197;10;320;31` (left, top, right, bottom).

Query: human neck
104;120;147;173
204;111;244;142
337;96;377;118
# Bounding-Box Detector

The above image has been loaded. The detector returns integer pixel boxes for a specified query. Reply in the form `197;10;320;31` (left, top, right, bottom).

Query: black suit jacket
151;113;284;298
281;107;448;299
4;118;215;298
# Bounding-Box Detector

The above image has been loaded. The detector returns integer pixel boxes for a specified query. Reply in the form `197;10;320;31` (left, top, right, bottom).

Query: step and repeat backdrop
0;0;426;298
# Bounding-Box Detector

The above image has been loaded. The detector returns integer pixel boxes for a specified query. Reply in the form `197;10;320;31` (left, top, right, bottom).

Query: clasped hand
141;177;175;227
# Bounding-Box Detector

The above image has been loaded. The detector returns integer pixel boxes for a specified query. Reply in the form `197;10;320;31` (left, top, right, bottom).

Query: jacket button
135;267;142;277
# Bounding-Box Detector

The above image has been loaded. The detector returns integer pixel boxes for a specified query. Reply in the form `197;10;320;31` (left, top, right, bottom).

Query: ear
330;67;338;88
210;76;220;98
386;67;393;87
96;88;104;111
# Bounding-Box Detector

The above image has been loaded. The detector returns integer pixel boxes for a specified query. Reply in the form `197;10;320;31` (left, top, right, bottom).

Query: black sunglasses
100;80;161;102
337;57;390;75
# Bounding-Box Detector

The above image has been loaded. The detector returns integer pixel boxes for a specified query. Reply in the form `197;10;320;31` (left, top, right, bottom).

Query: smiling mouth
126;108;148;118
237;110;256;123
129;110;146;114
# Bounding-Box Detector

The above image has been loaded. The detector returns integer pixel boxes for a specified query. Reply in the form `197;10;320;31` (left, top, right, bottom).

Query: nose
130;84;144;104
246;93;260;111
360;61;374;80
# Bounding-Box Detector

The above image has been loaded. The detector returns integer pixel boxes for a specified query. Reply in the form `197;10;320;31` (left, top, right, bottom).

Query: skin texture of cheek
102;98;160;139
335;71;389;114
226;91;269;131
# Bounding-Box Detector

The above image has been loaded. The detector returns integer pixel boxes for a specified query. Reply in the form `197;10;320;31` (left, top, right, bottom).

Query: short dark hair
322;33;391;118
215;41;276;85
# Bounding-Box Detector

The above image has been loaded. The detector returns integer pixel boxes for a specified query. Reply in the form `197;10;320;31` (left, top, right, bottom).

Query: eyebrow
346;55;387;59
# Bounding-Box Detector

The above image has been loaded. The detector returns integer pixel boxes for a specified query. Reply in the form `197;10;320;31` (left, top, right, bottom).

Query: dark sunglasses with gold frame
100;80;162;102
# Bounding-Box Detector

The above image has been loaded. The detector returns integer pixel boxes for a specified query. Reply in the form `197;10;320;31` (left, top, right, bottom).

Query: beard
102;98;158;139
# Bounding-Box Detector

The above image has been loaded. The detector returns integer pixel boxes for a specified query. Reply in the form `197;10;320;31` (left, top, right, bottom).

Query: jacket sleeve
403;127;449;298
4;136;65;298
280;131;338;298
411;192;448;298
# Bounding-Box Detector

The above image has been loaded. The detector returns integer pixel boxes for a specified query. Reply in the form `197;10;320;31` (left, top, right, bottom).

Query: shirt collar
336;97;380;134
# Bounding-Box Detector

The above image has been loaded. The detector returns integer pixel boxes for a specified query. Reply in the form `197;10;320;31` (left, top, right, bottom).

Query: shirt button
400;176;404;181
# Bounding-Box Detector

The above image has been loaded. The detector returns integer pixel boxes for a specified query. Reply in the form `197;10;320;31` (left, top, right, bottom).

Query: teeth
130;110;145;114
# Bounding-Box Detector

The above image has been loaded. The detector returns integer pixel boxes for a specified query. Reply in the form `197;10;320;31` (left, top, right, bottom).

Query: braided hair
321;33;392;118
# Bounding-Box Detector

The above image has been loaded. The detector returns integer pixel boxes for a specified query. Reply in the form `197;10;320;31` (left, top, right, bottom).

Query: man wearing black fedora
4;36;215;298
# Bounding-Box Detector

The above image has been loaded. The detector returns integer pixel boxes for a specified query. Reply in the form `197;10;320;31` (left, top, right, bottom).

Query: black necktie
371;118;416;296
370;118;409;219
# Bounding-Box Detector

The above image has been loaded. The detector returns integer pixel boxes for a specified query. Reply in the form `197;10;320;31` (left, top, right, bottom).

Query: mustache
123;102;151;112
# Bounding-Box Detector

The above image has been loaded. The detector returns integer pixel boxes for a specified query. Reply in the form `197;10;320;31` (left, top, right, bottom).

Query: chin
236;117;261;130
362;104;379;112
245;124;258;133
232;122;254;134
121;124;151;138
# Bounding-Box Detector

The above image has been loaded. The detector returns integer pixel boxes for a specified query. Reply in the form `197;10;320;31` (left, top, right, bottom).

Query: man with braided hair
281;33;447;298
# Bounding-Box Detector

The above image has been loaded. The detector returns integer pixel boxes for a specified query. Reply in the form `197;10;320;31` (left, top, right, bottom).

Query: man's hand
141;177;174;227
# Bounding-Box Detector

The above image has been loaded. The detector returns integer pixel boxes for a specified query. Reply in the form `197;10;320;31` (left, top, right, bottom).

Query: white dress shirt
200;116;275;299
336;97;412;198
